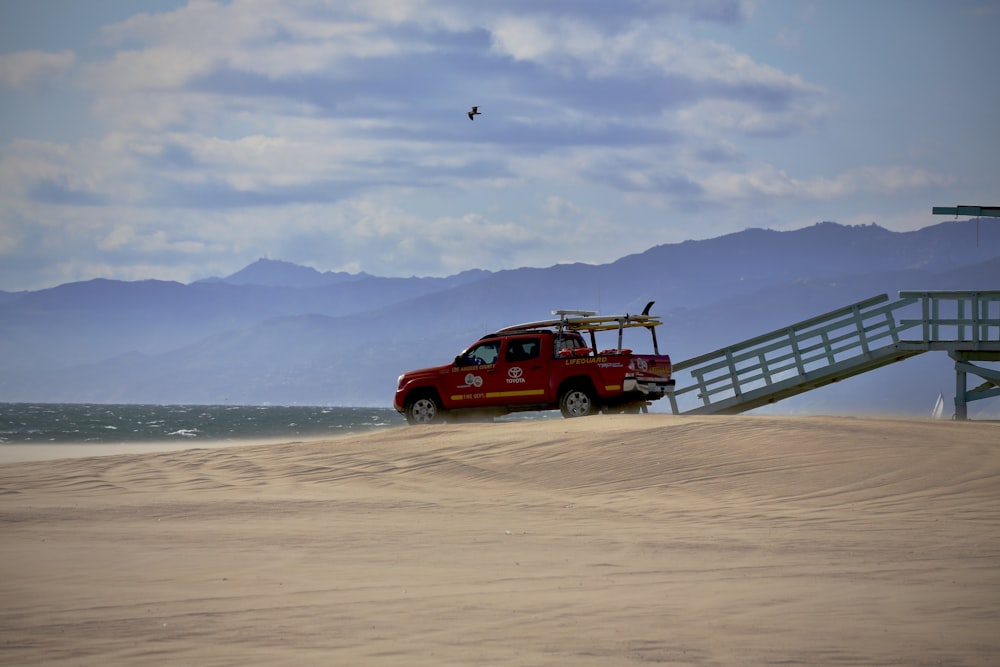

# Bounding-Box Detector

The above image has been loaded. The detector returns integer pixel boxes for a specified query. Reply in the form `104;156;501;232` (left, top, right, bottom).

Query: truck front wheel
405;394;443;425
559;386;597;418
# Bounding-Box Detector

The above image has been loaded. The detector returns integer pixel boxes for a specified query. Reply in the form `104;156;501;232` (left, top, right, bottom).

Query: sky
0;0;997;291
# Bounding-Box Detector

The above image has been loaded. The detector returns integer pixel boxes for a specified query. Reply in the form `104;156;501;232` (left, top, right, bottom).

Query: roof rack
493;302;663;354
552;309;597;318
499;302;660;333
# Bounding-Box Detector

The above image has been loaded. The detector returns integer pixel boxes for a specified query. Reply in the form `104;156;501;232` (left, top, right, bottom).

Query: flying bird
467;105;481;121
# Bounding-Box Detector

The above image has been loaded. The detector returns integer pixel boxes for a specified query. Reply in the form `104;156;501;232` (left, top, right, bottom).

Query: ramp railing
897;291;1000;419
667;291;1000;416
667;294;916;415
897;291;1000;350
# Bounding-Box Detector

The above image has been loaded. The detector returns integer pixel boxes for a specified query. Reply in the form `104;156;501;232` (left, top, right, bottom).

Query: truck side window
462;341;500;365
506;338;540;362
554;334;586;357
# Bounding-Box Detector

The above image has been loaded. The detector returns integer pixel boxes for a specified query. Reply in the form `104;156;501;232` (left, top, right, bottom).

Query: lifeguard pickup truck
394;303;674;424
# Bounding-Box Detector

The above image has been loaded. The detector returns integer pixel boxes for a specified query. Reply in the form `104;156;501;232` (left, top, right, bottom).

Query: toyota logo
508;366;523;379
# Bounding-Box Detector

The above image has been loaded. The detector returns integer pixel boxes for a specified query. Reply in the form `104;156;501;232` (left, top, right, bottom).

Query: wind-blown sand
2;415;998;666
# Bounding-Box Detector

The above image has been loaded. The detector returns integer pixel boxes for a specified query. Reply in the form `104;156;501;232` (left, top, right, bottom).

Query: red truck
394;303;674;424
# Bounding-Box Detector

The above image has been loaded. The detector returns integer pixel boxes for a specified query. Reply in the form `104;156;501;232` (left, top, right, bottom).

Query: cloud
809;166;955;198
1;136;146;207
95;1;416;84
0;50;75;89
486;12;817;100
85;47;212;91
1;1;831;211
700;163;954;203
9;0;964;292
675;95;830;138
29;179;110;206
79;0;804;130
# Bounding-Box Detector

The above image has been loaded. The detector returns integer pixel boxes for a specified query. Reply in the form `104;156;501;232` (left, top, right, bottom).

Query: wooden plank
932;205;1000;217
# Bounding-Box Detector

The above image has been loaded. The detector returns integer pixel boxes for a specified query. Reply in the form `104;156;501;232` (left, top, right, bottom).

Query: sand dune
1;415;998;666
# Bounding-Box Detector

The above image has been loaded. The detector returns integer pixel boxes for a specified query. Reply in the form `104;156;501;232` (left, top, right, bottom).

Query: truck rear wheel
559;385;597;418
405;394;443;425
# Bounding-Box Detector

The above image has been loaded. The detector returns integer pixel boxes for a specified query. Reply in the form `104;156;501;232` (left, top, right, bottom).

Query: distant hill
1;220;997;416
198;258;371;288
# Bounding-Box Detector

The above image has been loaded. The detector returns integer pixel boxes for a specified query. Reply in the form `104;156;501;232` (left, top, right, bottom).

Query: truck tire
405;394;443;425
559;385;597;418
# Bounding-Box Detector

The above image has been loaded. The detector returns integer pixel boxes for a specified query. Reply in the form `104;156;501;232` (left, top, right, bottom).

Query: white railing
668;291;1000;414
898;291;1000;348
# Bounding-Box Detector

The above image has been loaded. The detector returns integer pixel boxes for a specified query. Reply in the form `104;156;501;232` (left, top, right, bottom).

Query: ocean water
0;403;406;444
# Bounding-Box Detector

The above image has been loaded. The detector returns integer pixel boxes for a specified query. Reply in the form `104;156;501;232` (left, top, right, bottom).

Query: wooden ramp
667;291;1000;418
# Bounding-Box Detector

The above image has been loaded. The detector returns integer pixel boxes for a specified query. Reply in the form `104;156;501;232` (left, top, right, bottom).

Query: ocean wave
0;403;405;444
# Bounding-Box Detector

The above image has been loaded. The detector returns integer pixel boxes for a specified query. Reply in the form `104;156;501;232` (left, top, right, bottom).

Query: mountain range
2;220;998;416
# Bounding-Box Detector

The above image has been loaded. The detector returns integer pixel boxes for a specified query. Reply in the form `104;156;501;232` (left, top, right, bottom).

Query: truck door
495;336;548;404
452;337;548;407
452;340;502;408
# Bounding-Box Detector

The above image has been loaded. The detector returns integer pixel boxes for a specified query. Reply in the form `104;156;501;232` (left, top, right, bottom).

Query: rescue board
496;312;662;334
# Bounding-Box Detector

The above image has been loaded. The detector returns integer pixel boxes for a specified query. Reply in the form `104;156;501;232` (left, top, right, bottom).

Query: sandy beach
2;414;998;666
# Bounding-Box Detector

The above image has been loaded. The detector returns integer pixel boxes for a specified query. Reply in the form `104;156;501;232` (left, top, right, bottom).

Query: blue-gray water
0;403;406;444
